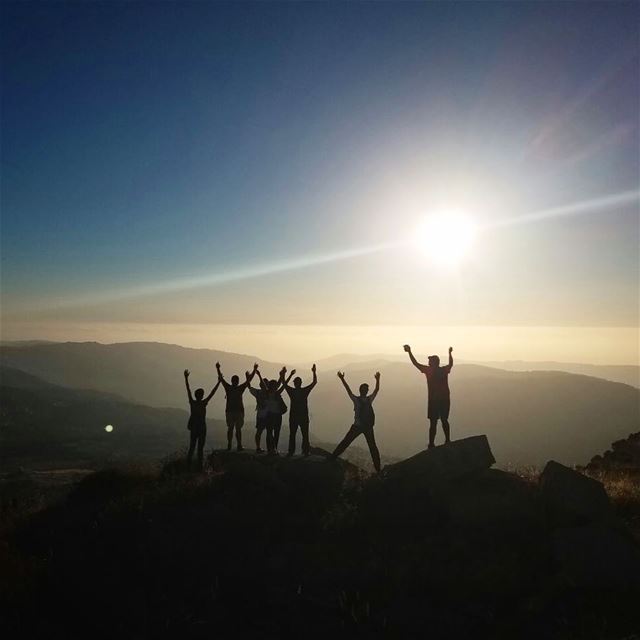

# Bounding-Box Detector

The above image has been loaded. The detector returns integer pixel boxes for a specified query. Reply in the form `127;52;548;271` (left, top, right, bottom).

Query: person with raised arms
183;368;220;470
403;344;454;449
262;367;294;454
329;370;381;472
216;361;258;452
247;369;269;453
282;364;317;457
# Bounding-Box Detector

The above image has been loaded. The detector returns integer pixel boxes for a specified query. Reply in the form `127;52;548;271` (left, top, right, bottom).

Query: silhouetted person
216;361;258;451
259;367;293;454
329;371;381;472
404;344;453;448
184;368;220;470
283;364;317;456
248;370;269;453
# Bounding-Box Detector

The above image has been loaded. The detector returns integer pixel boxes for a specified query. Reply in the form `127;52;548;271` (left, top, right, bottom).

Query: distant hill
317;354;640;388
1;341;638;467
0;368;210;468
474;360;640;389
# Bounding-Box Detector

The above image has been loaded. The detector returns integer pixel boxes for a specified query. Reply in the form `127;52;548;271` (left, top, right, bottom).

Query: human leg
288;417;299;456
428;419;438;448
273;415;282;451
300;420;310;456
196;431;206;470
187;431;197;468
362;427;381;472
330;425;360;460
225;413;234;450
441;399;451;443
235;413;244;450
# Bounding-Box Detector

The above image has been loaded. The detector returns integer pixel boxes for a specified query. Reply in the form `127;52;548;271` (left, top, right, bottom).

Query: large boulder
382;436;496;483
539;460;612;526
553;523;640;588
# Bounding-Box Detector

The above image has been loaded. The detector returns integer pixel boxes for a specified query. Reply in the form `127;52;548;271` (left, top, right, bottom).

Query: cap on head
195;388;204;400
294;377;302;388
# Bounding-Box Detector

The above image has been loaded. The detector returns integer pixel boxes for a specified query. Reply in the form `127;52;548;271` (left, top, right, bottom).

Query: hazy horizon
1;322;637;365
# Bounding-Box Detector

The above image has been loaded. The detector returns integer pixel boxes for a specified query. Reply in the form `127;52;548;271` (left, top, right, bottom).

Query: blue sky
1;1;638;352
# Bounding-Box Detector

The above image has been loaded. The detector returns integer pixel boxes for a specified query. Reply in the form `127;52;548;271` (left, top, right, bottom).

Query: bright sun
413;210;476;266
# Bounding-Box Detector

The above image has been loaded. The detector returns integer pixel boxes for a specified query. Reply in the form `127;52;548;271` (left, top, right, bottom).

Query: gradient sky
1;2;638;361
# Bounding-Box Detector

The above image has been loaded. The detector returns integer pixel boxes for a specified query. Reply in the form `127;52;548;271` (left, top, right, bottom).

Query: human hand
449;346;453;354
253;363;259;371
312;363;316;373
375;371;381;380
215;362;221;370
403;344;411;353
337;371;344;379
290;369;296;376
184;369;190;378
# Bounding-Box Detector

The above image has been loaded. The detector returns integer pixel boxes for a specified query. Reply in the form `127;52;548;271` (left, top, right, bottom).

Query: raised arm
247;363;259;383
216;361;230;390
403;344;428;372
369;371;381;402
184;369;193;402
279;368;296;393
305;363;318;391
337;371;354;398
240;363;259;391
447;346;453;370
205;379;221;403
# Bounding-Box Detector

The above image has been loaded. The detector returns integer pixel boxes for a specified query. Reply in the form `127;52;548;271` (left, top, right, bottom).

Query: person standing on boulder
216;361;258;451
184;369;220;470
329;371;381;472
282;364;318;457
403;344;453;449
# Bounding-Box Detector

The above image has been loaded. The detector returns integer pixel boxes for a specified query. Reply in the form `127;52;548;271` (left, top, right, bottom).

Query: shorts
226;411;245;429
428;397;450;421
188;418;206;433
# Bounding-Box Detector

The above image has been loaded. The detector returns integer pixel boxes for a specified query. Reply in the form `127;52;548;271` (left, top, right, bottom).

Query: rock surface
539;460;612;525
382;435;496;482
554;523;640;588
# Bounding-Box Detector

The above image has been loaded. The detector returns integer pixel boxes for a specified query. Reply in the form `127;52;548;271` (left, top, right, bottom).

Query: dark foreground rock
554;523;640;588
382;435;496;482
3;439;640;640
540;460;612;526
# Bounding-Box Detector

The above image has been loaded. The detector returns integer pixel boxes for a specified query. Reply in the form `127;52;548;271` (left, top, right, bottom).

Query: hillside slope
2;342;638;466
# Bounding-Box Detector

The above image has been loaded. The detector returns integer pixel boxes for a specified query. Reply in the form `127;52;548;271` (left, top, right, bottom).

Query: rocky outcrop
539;460;612;526
382;435;496;483
585;431;640;474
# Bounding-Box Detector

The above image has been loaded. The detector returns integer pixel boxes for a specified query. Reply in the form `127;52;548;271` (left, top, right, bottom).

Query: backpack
356;397;375;428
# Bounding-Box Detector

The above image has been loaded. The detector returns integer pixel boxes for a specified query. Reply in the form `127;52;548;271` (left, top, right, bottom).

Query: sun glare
414;211;476;267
